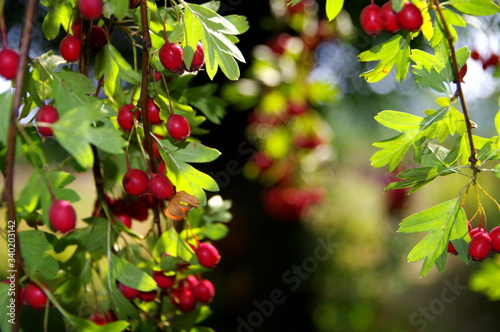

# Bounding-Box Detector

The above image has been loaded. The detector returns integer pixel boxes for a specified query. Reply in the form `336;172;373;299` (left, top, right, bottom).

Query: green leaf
391;0;404;11
0;91;13;145
224;15;250;34
203;223;229;241
88;126;126;154
40;0;73;40
385;166;455;194
182;2;245;80
153;227;196;264
183;84;228;124
19;230;60;279
65;312;129;332
398;199;468;277
359;34;411;83
110;254;157;292
105;0;129;20
52;70;98;113
158;138;221;163
0;283;13;332
469;257;500;301
325;0;344;21
447;0;500;15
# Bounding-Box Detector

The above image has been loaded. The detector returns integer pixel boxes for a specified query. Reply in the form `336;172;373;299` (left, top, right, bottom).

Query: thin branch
5;0;39;330
433;0;478;170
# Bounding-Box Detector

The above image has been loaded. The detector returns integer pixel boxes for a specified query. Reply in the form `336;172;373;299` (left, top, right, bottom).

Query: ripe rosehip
159;43;184;74
469;227;486;239
24;283;48;310
188;42;205;72
0;48;20;80
148;173;174;200
195;243;220;269
36;105;59;136
153;271;176;289
79;0;103;20
166;114;191;141
49;200;77;233
117;104;136;131
122;169;149;196
489;226;500;252
118;283;140;300
177;289;196;312
469;232;492;261
381;2;400;33
147;99;162;124
396;2;423;32
60;35;81;62
193;279;215;303
360;4;384;36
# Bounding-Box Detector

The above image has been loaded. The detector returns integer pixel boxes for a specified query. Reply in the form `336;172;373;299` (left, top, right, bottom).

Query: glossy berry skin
193;279;215;303
115;213;132;228
149;174;174;200
177;289;196;312
196;243;220;269
381;2;400;33
447;241;458;255
360;4;384;36
79;0;103;20
167;114;191;141
0;48;20;80
469;227;486;239
147;99;162;124
188;43;205;72
118;283;140;300
24;283;48;310
36;105;59;136
159;43;184;74
469;232;491;261
153;271;176;289
117;104;136;131
489;226;500;252
138;290;157;302
90;26;108;52
49;200;77;233
122;169;149;196
60;35;81;62
396;2;423;32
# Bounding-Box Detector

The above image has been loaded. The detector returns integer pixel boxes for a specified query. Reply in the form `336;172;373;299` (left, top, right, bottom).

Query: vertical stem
139;0;162;232
433;0;478;169
5;0;39;330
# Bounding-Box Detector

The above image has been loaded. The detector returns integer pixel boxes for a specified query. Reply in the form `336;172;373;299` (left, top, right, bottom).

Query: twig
433;0;478;170
5;0;39;330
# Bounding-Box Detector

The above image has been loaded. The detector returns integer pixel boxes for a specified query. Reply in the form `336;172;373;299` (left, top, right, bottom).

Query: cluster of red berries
123;168;174;200
448;224;500;261
93;195;153;229
159;42;205;75
360;1;423;36
471;50;499;70
117;100;191;141
0;47;20;80
60;18;108;62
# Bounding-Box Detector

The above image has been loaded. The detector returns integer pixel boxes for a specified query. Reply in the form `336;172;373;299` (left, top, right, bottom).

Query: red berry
381;2;400;33
72;17;83;38
0;48;20;80
115;213;132;228
193;279;215;303
129;0;140;9
469;227;486;239
360;4;384;36
179;275;199;290
159;43;184;74
158;161;166;175
147;99;162;124
177;289;196;312
24;283;48;310
122;169;149;196
89;312;107;325
489;226;500;252
148;173;174;200
153;271;176;289
60;35;81;62
118;283;140;300
79;0;103;20
188;42;205;72
90;26;108;52
196;243;220;269
117;104;136;131
49;200;77;233
36;105;59;136
126;197;150;221
471;50;481;61
469;232;492;261
484;53;499;69
253;151;273;171
268;33;291;55
396;2;423;32
166;114;191;141
138;290;157;302
447;241;458;255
